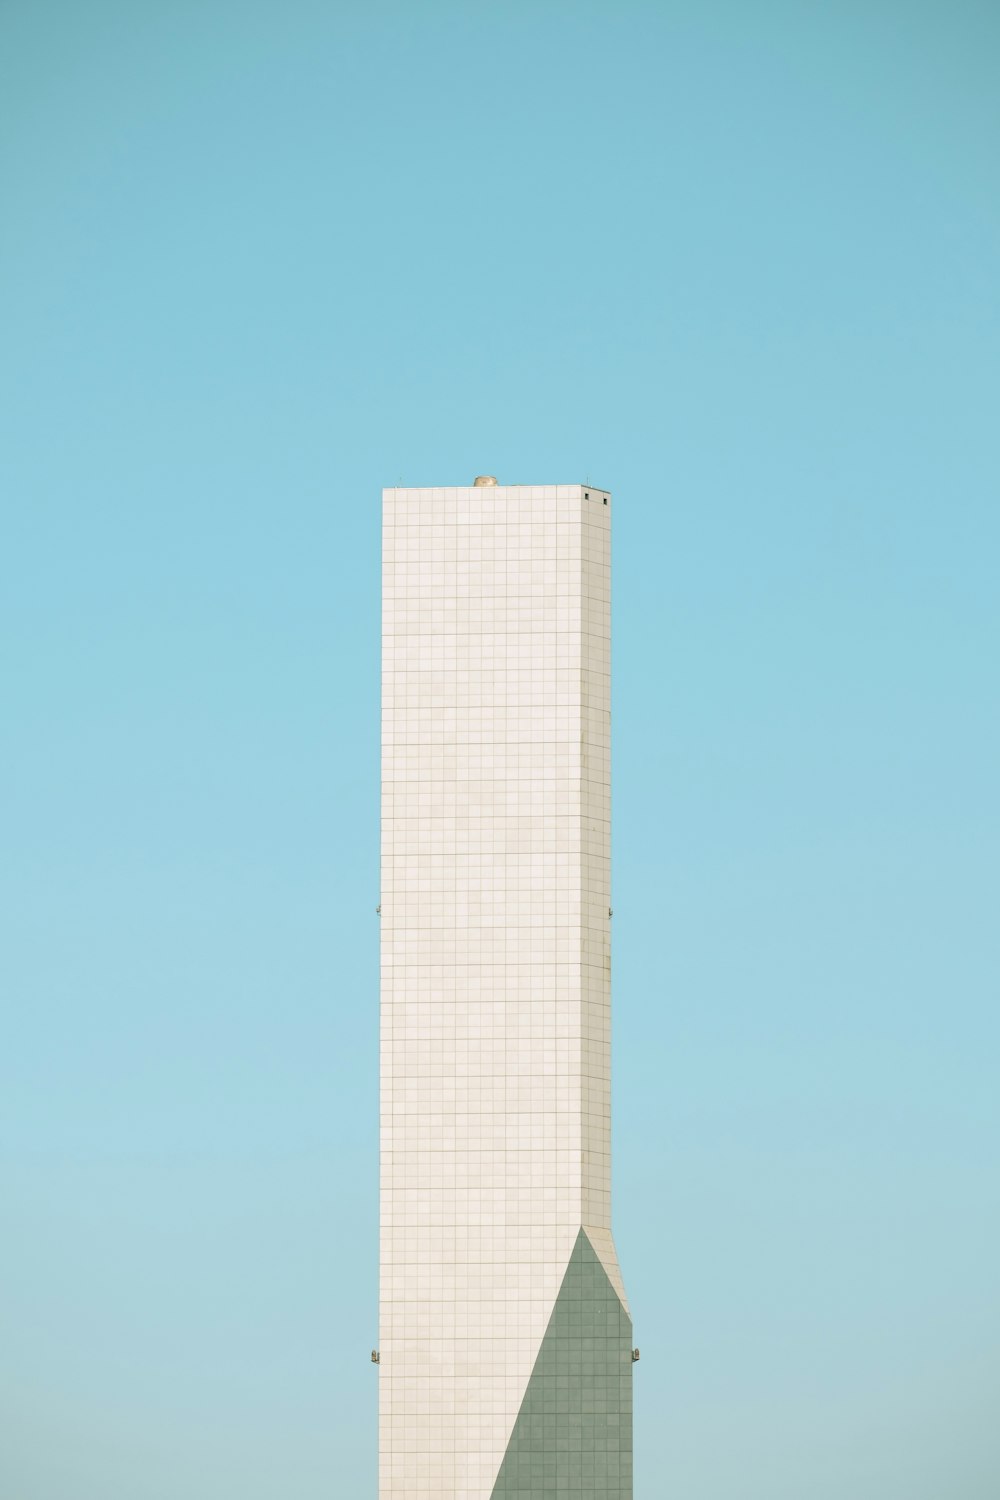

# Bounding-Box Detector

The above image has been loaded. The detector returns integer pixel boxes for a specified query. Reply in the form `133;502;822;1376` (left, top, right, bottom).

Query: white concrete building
379;479;632;1499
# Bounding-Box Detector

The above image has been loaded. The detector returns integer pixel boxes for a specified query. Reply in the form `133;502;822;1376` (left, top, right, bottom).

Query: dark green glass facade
490;1230;633;1499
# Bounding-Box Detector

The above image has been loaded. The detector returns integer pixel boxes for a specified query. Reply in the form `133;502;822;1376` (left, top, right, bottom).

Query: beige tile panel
379;484;626;1497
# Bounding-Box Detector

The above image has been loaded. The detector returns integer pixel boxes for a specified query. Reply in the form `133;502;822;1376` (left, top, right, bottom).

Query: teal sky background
2;2;998;1496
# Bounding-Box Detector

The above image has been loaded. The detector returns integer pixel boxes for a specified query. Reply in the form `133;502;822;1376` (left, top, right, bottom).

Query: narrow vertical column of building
579;490;625;1294
379;482;631;1500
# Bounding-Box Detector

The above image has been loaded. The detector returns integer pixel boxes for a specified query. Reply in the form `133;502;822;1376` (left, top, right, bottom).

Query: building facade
379;479;632;1499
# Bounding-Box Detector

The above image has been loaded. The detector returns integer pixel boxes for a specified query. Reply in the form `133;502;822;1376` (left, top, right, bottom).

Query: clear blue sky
2;3;998;1496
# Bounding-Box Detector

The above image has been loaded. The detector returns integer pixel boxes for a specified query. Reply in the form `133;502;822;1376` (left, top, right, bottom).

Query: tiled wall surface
380;484;629;1499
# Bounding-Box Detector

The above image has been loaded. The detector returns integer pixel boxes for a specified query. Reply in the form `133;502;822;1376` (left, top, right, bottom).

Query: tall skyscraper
379;479;632;1499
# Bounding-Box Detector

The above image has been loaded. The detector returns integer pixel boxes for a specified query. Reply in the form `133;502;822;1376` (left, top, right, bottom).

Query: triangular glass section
490;1228;633;1498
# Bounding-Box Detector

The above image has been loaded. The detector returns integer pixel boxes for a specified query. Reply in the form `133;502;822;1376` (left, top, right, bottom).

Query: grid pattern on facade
379;484;627;1499
581;496;612;1240
490;1229;633;1499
